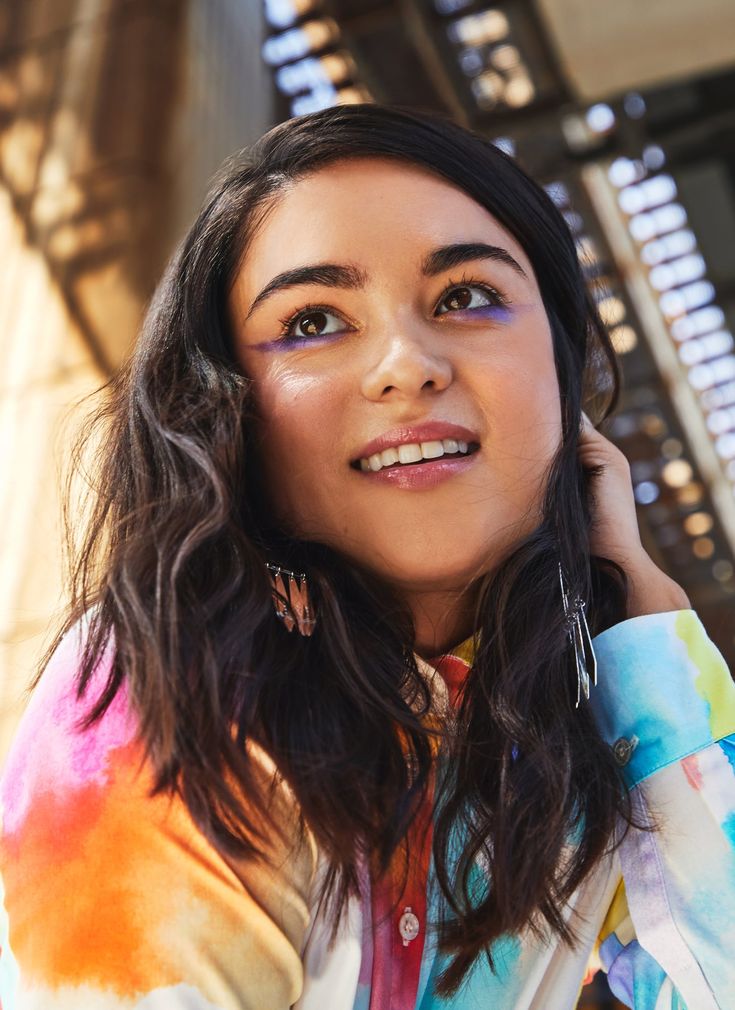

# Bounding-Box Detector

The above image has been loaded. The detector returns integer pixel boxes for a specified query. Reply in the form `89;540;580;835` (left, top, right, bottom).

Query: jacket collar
412;633;478;717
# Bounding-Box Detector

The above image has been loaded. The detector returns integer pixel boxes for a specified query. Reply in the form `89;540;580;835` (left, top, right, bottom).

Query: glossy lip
351;421;481;491
352;421;480;464
360;451;480;489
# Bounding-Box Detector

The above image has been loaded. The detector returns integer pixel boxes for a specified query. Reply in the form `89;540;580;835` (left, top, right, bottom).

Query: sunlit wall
0;0;274;762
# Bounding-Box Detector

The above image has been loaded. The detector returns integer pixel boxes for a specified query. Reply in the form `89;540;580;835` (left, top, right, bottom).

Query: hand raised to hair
578;412;691;618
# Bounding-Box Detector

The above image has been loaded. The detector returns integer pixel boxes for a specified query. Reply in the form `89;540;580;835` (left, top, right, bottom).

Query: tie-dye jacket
1;608;734;1009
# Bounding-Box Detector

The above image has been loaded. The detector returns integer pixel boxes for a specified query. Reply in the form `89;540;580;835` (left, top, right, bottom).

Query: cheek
477;338;561;495
251;360;327;449
502;372;561;450
250;365;347;522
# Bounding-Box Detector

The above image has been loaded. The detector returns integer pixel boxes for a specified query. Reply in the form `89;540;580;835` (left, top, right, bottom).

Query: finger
578;411;596;441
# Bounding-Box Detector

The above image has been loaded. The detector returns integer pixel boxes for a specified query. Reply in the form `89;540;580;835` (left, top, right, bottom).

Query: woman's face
229;157;562;600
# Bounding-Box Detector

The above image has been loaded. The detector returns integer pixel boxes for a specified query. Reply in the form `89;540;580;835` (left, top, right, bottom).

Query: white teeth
421;440;445;459
358;438;474;472
398;443;423;464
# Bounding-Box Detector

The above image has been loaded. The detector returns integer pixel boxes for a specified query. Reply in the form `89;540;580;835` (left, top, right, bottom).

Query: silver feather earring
266;563;316;637
558;562;597;707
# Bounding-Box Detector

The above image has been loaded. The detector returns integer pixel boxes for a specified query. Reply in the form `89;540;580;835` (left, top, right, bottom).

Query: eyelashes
434;276;511;316
277;303;349;345
275;275;512;346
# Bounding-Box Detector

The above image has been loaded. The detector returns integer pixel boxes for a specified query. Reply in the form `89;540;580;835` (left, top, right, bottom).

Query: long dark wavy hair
44;103;637;995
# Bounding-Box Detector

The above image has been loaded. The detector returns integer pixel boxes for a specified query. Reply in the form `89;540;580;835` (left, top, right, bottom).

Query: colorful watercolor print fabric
0;621;317;1010
1;609;734;1010
349;610;735;1010
588;611;735;1010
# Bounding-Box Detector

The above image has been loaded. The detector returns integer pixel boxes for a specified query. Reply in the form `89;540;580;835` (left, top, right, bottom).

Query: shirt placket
368;651;471;1010
368;776;435;1010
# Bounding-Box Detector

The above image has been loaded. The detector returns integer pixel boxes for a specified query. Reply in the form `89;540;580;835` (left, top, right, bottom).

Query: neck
407;587;477;661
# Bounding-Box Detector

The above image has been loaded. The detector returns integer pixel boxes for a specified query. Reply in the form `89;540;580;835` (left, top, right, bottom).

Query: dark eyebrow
422;242;527;279
245;264;367;321
245;242;526;320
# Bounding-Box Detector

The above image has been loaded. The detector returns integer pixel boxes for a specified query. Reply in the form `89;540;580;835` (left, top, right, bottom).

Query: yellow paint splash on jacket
450;636;477;667
676;610;735;740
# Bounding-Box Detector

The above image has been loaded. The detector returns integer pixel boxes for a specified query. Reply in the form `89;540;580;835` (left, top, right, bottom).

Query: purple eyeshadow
252;333;342;352
252;302;513;352
468;304;514;323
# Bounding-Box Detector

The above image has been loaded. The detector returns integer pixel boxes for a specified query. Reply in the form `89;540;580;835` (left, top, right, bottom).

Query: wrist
624;555;691;619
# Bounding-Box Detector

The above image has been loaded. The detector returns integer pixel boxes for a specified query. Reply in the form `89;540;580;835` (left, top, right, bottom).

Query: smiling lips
352;422;480;482
359;437;471;472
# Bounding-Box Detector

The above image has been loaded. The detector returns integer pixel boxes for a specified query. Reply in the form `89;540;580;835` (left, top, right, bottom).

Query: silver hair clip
266;563;316;637
558;562;597;707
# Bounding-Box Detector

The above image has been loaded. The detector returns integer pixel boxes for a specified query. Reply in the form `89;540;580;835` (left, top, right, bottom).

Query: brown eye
280;307;348;342
436;283;501;316
298;311;328;336
445;287;474;311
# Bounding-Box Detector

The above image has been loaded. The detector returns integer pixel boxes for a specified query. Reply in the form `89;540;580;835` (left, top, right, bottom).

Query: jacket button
399;907;420;946
612;735;638;766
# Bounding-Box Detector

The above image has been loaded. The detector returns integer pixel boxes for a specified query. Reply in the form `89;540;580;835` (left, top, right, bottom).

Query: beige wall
536;0;735;100
0;188;104;761
0;0;273;763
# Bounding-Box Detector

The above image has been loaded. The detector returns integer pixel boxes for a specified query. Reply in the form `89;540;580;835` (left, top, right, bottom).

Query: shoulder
0;613;129;843
0;615;318;1009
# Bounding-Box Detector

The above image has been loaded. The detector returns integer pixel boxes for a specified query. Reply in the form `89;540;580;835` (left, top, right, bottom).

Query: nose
360;329;453;402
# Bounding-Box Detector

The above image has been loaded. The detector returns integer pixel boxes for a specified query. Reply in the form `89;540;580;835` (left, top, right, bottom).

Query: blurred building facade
2;4;734;1009
2;0;735;773
0;0;274;759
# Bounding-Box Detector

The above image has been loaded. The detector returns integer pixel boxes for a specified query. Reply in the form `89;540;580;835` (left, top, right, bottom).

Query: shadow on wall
0;0;275;762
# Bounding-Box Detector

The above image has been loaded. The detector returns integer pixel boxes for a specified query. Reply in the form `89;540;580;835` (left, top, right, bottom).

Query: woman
1;103;733;1010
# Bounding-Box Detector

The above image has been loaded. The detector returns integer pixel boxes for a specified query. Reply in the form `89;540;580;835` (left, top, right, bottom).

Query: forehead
239;156;534;284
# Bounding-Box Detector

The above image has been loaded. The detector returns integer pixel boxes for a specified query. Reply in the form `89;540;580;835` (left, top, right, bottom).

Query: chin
362;542;495;594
